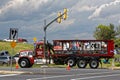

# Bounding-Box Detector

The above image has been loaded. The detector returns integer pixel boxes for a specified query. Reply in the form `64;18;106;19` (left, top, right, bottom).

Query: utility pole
44;20;46;59
43;8;68;64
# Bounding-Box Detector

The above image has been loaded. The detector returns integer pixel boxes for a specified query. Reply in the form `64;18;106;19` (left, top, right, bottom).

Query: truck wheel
28;63;33;68
77;59;87;68
89;60;99;69
67;58;75;67
19;58;29;68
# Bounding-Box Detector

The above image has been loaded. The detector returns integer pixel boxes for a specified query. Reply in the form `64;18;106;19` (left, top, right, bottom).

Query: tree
109;24;116;39
114;38;120;48
94;24;116;40
94;24;120;47
116;25;120;38
114;25;120;47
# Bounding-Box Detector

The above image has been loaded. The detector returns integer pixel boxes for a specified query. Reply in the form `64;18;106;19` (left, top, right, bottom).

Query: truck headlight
29;55;33;57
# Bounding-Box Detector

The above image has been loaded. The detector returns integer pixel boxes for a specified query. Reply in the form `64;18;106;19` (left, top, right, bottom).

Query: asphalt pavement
0;66;120;74
0;67;120;80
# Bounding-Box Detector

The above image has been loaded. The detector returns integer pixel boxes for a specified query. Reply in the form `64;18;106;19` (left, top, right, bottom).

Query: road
0;68;120;80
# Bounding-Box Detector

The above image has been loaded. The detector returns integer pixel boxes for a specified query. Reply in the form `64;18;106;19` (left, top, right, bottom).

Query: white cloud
119;20;120;24
78;5;97;12
0;0;49;14
89;0;120;19
71;1;97;13
0;0;51;21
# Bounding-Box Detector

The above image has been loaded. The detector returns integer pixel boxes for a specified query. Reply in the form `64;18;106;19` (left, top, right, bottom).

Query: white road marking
0;74;18;77
26;75;72;80
71;73;120;80
26;71;117;80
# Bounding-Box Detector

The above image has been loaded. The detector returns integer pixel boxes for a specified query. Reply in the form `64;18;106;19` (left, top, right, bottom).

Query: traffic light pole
43;11;66;64
44;20;47;60
44;13;64;31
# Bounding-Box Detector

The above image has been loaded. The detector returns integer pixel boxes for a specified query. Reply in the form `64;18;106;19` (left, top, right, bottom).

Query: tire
19;58;29;68
28;63;33;68
77;59;87;68
67;58;76;67
89;60;99;69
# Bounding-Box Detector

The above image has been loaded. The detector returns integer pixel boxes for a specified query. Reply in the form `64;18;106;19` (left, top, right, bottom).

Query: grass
0;41;34;56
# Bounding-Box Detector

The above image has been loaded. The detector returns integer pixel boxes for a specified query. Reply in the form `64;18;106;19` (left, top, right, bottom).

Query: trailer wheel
89;60;99;69
67;58;75;67
77;59;87;68
19;58;29;68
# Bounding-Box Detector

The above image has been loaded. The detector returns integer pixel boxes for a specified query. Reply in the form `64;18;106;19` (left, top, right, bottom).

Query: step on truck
18;40;114;69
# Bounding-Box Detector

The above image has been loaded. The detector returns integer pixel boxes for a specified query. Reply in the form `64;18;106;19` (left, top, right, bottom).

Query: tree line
94;24;120;48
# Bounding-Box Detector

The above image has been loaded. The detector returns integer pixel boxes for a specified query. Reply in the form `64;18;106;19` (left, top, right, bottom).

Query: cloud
88;0;120;19
0;0;48;14
71;1;97;13
78;5;97;12
73;32;93;40
119;20;120;24
0;0;50;21
1;0;120;43
0;0;78;22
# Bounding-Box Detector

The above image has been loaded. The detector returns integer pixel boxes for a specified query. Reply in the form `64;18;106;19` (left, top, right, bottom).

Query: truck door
36;44;44;58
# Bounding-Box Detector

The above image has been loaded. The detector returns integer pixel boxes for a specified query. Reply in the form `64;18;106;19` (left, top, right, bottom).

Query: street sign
9;28;18;40
10;40;16;71
33;37;37;42
11;41;16;48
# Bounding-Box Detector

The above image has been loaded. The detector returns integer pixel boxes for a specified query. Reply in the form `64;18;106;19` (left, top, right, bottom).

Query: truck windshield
36;44;43;49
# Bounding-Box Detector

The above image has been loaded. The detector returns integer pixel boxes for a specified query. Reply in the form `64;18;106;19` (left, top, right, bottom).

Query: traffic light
57;8;68;23
57;12;62;23
63;8;67;20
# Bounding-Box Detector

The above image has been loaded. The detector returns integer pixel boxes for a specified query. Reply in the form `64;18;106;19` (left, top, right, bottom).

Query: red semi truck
18;40;114;68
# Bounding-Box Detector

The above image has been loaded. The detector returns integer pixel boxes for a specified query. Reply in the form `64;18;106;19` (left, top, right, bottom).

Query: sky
0;0;120;43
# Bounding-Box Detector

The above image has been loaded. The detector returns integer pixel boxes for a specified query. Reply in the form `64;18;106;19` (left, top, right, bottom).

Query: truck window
36;45;43;49
0;52;4;56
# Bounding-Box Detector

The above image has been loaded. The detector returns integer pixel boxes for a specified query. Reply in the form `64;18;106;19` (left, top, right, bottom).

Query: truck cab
18;41;46;68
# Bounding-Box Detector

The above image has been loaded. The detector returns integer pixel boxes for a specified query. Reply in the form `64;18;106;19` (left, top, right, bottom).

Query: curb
108;67;120;70
0;70;32;74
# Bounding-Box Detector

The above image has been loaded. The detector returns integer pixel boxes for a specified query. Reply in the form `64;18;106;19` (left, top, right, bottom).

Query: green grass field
0;41;34;55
